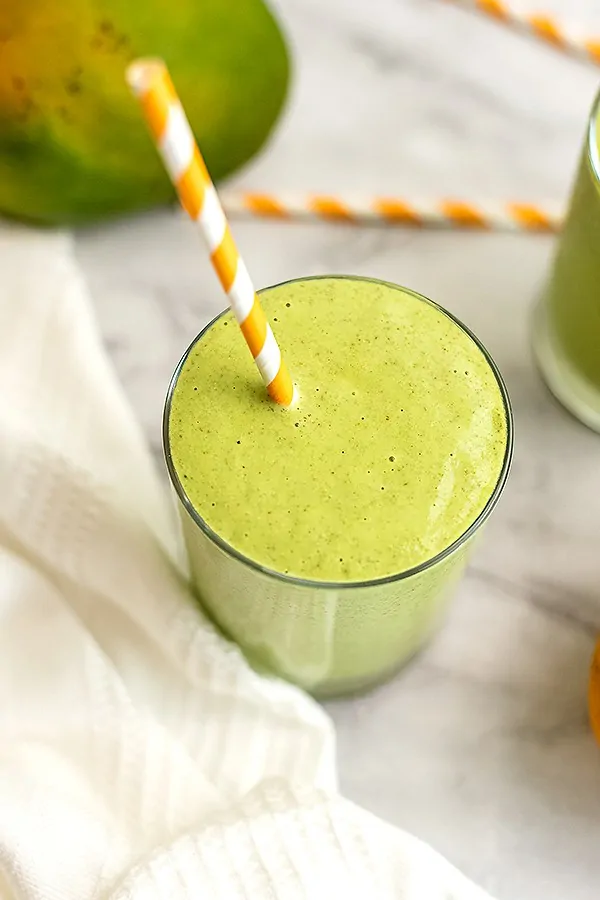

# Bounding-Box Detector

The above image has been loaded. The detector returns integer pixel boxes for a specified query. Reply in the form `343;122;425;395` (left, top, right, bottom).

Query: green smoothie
165;276;511;695
534;94;600;430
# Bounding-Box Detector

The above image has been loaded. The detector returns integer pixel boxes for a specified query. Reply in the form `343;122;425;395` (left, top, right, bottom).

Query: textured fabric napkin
0;225;493;900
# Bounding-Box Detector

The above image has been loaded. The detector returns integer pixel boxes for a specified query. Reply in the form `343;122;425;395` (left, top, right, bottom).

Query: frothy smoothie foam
166;276;510;694
170;278;506;581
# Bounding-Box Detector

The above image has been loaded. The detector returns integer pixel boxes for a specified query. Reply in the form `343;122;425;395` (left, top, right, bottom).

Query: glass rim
163;274;514;591
587;85;600;184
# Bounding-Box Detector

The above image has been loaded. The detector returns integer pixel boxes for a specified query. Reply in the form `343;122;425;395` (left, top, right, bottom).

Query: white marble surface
75;1;600;898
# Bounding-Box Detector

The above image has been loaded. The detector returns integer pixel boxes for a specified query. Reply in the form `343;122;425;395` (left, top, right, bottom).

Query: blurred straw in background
221;193;562;232
444;0;600;66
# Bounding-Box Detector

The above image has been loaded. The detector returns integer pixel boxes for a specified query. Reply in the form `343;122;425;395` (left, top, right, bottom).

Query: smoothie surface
168;277;508;581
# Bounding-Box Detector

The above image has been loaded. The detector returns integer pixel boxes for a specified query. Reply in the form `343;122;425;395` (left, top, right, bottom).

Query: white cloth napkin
0;225;494;900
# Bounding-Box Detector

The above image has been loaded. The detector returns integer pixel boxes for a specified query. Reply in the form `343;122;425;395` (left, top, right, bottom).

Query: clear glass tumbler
164;277;513;698
533;88;600;431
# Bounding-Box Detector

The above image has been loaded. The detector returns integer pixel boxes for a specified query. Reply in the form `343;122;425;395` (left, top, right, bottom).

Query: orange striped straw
219;192;562;233
444;0;600;66
126;59;294;407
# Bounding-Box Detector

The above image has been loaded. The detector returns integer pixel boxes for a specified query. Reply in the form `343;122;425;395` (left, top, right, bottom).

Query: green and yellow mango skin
0;0;289;225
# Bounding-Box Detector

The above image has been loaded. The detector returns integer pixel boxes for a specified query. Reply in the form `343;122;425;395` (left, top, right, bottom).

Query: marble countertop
75;1;600;897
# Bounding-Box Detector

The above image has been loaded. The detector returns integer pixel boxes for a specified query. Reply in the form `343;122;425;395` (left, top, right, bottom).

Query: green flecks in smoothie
169;278;508;582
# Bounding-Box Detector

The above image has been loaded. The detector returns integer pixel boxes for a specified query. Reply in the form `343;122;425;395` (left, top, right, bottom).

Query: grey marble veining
75;1;600;898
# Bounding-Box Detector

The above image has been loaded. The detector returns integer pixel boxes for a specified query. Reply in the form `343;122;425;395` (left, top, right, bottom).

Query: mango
0;0;289;225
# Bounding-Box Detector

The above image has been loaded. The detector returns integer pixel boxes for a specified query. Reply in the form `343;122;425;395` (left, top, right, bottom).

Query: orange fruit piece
590;640;600;745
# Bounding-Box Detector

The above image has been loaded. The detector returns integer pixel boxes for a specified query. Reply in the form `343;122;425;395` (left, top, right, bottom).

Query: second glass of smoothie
533;87;600;430
165;276;513;697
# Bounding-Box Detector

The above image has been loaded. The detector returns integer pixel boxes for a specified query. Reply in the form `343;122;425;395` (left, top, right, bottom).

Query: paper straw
219;192;561;233
126;59;294;407
444;0;600;66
